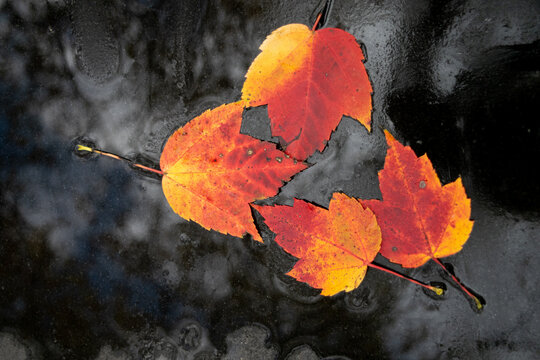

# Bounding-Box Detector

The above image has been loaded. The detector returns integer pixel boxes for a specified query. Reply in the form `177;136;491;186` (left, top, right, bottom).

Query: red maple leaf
242;24;372;160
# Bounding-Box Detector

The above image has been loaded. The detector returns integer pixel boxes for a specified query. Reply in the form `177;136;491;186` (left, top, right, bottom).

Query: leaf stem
76;145;163;176
433;258;483;310
368;262;443;295
312;12;322;31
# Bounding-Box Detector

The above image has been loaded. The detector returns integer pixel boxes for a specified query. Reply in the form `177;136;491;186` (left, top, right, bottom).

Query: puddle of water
0;0;539;359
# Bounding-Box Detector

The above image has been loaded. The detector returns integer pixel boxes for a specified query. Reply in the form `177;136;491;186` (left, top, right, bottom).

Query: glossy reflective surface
1;1;539;359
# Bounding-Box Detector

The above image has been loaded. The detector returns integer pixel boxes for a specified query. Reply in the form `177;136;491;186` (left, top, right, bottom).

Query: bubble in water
344;287;376;313
178;322;202;351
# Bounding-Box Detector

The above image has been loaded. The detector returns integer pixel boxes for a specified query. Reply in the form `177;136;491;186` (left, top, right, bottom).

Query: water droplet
419;180;426;189
275;157;282;163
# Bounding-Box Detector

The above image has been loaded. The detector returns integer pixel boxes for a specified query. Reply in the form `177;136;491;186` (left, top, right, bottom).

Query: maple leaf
160;102;306;242
361;131;482;309
242;23;372;160
361;130;474;268
254;193;381;296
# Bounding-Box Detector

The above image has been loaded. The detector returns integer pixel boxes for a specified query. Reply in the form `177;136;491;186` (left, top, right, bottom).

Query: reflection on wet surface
1;0;539;359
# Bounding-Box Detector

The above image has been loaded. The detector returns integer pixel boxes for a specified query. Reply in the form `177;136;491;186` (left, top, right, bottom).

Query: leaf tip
382;129;396;143
251;232;263;243
250;203;263;214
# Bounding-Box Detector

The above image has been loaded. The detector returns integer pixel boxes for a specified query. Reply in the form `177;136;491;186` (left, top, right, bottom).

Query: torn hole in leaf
241;106;279;143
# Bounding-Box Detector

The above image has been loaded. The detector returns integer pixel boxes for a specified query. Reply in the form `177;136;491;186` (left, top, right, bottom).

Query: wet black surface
1;0;539;359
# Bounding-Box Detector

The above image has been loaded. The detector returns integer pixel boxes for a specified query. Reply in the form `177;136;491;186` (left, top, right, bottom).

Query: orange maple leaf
160;102;306;242
242;24;372;160
361;131;474;268
254;193;381;296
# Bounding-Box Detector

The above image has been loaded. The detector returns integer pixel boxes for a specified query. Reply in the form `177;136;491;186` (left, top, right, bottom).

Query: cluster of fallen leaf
157;21;480;308
80;20;480;308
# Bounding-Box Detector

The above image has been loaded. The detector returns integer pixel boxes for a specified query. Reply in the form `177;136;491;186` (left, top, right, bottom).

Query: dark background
0;0;539;359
